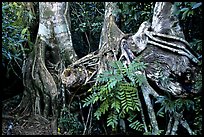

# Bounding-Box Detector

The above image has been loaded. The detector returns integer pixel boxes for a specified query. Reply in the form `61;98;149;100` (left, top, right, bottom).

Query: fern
94;99;109;120
118;83;140;112
107;111;118;129
155;95;195;115
119;83;138;112
129;120;144;131
82;92;99;107
110;97;121;113
82;59;147;132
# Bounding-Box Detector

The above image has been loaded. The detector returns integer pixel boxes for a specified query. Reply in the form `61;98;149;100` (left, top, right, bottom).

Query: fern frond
111;97;121;113
82;92;99;107
99;84;109;95
83;59;148;132
110;60;126;73
120;88;134;112
135;73;145;86
118;83;140;112
107;111;118;129
129;89;140;111
107;80;118;92
129;60;147;71
129;120;144;131
119;83;136;91
97;71;113;84
127;112;138;122
94;99;109;120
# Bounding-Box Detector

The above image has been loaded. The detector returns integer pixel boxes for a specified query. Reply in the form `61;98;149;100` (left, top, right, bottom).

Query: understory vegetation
2;2;202;135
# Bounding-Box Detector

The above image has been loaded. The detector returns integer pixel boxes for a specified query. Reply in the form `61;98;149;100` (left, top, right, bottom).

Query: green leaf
82;92;98;107
180;7;189;12
94;99;109;120
107;112;118;129
111;99;120;113
108;80;117;90
181;9;189;20
192;2;202;9
129;120;144;131
127;113;137;122
157;106;165;117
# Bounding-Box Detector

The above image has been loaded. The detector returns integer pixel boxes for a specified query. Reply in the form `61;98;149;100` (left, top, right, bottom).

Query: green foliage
117;2;154;33
189;39;202;55
174;2;202;47
82;60;147;133
192;96;202;135
107;111;118;129
58;105;83;134
70;2;104;56
2;2;35;78
174;2;202;20
155;94;202;135
129;120;144;131
155;95;195;115
127;114;144;132
193;71;202;91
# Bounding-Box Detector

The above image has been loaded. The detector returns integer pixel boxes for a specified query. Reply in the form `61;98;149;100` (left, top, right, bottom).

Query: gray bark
61;2;200;135
131;2;199;134
39;2;78;65
13;2;200;135
15;2;77;135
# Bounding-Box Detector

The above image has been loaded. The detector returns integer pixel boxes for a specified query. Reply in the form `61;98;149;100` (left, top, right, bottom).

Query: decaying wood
61;2;200;135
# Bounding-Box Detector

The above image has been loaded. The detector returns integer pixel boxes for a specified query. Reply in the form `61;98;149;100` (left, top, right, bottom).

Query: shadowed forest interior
2;2;202;135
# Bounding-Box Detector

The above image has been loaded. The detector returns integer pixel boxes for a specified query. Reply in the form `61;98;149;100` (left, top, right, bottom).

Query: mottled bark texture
61;2;125;89
61;2;200;135
131;2;199;134
14;2;77;135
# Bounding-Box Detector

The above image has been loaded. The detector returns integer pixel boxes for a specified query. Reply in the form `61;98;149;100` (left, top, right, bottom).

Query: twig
137;91;148;133
170;119;179;135
180;118;194;135
70;4;91;53
77;96;86;128
94;5;103;15
87;104;93;134
83;104;93;135
165;114;173;135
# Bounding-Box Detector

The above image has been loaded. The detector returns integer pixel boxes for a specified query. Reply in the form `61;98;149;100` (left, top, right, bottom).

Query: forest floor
2;94;52;135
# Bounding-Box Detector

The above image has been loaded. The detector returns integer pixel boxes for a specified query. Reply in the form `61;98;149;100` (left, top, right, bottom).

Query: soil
2;94;52;135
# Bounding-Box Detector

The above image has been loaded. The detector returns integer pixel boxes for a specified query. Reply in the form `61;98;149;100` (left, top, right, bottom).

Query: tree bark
131;2;199;134
14;2;77;135
61;2;125;88
14;2;200;135
61;2;200;135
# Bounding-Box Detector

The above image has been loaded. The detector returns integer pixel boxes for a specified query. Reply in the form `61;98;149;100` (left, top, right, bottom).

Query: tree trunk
61;2;200;135
14;2;200;135
61;2;125;88
14;2;77;135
